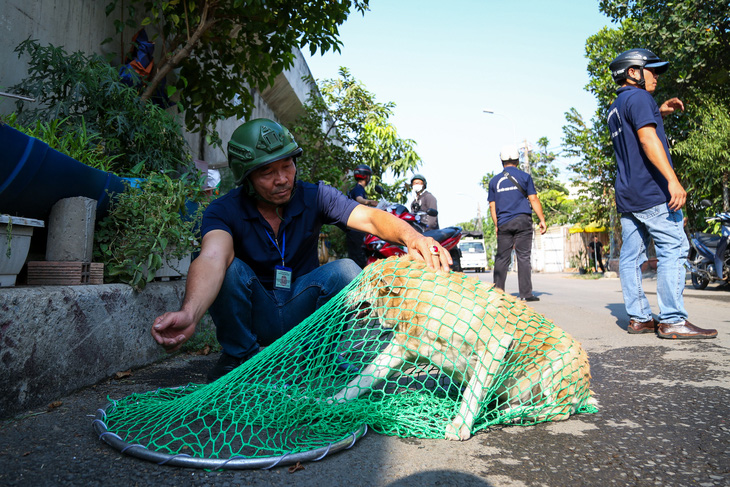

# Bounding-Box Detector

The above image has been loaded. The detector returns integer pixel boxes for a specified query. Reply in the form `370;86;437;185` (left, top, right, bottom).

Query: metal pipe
0;92;36;102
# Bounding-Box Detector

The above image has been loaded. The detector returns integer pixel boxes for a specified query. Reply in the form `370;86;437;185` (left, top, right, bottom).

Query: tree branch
140;1;216;102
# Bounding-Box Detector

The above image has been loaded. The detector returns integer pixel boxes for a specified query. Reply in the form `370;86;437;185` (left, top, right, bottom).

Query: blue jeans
208;258;362;358
619;203;689;324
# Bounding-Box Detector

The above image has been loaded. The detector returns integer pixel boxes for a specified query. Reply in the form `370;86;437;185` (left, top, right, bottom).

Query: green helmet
228;118;303;186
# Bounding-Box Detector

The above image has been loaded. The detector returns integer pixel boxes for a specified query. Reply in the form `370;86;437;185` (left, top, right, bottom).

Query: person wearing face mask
410;174;439;230
150;119;454;382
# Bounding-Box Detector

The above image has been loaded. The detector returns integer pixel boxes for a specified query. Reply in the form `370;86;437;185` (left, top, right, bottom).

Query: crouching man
151;118;452;381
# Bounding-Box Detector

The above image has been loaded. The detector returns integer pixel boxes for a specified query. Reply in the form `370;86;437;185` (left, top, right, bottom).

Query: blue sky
303;0;613;227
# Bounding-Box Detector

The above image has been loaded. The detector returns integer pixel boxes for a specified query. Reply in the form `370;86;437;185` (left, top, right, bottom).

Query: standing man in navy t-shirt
607;48;716;339
150;119;453;382
488;146;547;302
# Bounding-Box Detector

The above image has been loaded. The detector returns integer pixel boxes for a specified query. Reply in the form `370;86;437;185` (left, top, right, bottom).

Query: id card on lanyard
267;230;292;290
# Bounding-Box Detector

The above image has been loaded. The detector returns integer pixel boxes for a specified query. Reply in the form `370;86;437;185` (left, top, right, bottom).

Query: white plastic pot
1;215;45;286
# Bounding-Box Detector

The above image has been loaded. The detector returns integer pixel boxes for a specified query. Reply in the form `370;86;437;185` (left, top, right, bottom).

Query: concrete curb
0;281;185;418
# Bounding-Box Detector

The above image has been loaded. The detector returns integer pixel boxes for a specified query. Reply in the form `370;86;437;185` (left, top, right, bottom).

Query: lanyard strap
266;229;286;266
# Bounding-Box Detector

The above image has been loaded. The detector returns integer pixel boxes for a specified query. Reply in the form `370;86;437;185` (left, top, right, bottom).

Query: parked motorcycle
687;199;730;289
363;186;462;270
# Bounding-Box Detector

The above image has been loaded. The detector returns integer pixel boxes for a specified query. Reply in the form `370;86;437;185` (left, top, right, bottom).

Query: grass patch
181;313;221;355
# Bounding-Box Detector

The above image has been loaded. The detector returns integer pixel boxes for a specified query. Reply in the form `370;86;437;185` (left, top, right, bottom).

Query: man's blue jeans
619;203;689;325
208;258;362;358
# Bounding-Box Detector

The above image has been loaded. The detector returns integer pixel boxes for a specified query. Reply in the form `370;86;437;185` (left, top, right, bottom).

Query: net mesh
100;256;597;460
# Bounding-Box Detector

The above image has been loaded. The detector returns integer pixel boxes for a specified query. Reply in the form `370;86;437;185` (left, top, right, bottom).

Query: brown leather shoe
657;320;717;339
627;318;656;334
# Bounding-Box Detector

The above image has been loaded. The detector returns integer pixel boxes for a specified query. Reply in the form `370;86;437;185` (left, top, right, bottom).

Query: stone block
0;281;186;418
46;197;96;262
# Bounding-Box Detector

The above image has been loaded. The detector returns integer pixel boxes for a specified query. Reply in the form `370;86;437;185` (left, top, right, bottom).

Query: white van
458;238;488;273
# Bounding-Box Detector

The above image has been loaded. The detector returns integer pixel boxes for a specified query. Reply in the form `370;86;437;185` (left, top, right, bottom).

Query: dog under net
94;256;597;469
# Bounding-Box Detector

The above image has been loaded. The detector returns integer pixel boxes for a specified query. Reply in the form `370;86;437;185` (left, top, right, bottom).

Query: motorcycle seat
423;227;461;241
391;204;410;216
696;233;722;250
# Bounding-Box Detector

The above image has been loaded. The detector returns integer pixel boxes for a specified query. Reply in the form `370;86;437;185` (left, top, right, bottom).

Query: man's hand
667;179;687;211
151;311;198;353
405;236;452;272
659;97;684;118
538;220;547;234
346;205;452;272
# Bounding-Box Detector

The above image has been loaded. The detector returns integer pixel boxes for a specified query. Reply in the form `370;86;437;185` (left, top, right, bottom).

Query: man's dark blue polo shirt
201;180;358;289
348;183;366;201
487;166;536;226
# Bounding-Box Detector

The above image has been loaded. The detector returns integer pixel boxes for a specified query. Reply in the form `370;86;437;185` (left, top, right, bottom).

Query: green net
97;256;597;464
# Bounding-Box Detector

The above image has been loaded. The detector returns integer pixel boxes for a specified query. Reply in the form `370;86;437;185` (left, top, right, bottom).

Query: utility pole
522;138;531;175
476;203;484;236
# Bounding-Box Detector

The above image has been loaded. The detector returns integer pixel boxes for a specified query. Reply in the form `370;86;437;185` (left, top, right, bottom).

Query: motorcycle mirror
427;208;438;216
700;199;712;209
375;185;384;195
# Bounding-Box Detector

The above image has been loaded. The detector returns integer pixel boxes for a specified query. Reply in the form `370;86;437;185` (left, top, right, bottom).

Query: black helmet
609;48;669;86
410;173;427;190
354;164;372;181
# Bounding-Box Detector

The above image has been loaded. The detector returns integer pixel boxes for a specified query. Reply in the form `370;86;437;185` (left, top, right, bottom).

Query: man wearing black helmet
150;119;453;381
410;174;439;230
346;164;378;268
607;49;716;339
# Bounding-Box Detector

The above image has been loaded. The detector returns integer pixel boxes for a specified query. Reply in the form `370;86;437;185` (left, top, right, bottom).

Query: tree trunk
140;3;216;104
723;170;729;212
198;116;207;161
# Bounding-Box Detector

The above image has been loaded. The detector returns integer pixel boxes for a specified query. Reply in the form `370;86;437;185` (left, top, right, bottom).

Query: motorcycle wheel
691;272;710;290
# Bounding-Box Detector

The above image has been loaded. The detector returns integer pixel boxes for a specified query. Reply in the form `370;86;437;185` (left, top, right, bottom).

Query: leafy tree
673;97;730;213
10;39;189;176
529;137;568;194
598;0;730;104
561;107;615;228
291;68;421;200
539;190;578;227
104;0;370;139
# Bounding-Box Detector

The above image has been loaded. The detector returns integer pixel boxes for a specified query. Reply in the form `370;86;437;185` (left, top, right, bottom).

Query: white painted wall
0;0;119;100
533;226;567;273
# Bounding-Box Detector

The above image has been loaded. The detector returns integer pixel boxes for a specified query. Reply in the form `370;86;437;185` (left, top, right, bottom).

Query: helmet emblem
257;126;284;153
229;145;255;162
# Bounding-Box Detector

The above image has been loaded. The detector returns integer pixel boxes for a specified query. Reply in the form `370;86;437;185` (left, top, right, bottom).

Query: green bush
1;113;119;172
94;172;208;291
322;224;348;260
10;39;190;177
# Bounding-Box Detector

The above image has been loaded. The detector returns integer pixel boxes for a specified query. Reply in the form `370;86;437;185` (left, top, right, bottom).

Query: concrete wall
0;1;121;101
0;282;185;417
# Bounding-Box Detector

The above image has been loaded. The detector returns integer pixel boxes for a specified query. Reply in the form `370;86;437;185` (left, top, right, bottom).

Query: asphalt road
1;272;728;487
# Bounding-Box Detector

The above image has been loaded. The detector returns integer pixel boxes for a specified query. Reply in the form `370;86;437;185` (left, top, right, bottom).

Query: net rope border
92;398;368;470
